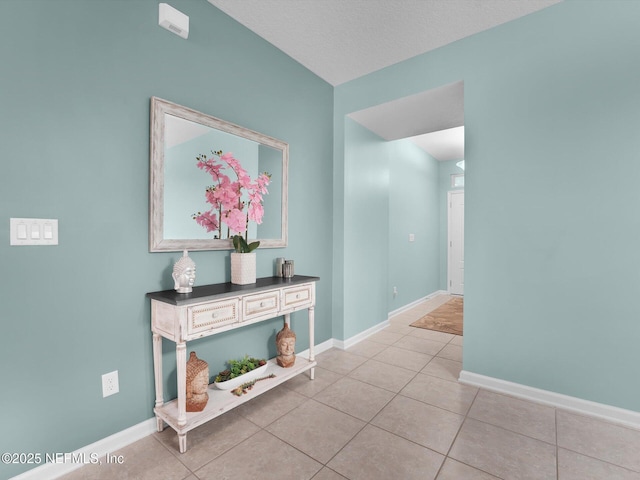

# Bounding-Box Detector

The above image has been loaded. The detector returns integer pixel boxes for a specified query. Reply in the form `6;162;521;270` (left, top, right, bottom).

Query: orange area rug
410;297;463;336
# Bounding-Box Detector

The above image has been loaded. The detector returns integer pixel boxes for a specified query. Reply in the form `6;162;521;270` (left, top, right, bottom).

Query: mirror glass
150;97;288;251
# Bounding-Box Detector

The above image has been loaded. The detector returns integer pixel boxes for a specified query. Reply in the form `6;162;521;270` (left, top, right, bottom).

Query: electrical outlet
102;370;119;397
393;286;398;298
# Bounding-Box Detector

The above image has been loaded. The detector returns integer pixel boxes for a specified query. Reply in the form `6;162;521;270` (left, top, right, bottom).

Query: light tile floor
60;295;640;480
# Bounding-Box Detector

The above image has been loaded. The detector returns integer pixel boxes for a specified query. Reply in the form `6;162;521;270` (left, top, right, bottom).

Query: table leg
178;433;187;454
308;306;315;380
152;333;164;431
176;342;188;452
176;342;187;428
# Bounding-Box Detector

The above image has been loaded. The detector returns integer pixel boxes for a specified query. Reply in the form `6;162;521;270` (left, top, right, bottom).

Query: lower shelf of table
154;356;316;435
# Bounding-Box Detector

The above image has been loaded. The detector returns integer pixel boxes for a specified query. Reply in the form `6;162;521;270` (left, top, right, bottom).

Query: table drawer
188;299;239;336
282;283;313;310
242;291;279;321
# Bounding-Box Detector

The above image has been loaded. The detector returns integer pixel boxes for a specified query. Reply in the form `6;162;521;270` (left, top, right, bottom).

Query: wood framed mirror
149;97;288;252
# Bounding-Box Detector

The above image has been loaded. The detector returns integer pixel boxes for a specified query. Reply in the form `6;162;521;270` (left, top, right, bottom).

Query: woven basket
230;252;256;285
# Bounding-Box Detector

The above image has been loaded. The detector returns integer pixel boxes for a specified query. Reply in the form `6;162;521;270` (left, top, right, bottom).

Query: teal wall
388;139;440;310
0;1;333;477
341;119;390;338
335;0;640;413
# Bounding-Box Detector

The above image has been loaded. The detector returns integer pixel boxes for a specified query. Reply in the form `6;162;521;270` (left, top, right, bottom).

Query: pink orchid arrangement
192;150;270;252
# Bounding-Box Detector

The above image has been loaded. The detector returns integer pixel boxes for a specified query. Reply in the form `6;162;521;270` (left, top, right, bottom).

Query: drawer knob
260;301;265;307
211;312;217;319
296;294;300;299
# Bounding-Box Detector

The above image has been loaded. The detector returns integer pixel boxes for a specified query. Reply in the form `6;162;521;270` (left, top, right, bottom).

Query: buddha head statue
172;250;196;293
275;323;296;368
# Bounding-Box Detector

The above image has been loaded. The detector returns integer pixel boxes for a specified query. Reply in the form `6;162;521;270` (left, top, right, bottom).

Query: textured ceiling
206;0;562;160
207;0;562;86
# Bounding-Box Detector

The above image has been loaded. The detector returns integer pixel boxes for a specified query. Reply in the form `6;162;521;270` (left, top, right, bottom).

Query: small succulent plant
215;355;267;383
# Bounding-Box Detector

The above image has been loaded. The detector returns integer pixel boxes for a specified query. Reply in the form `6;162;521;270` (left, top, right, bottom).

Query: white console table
147;275;319;453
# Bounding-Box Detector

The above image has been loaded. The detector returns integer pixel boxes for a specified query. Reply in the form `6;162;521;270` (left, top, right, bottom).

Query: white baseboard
387;290;448;318
329;290;448;350
459;370;640;430
297;338;334;359
11;418;157;480
333;319;390;350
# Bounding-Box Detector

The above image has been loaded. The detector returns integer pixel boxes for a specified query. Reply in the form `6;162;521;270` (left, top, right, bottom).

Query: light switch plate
10;218;58;245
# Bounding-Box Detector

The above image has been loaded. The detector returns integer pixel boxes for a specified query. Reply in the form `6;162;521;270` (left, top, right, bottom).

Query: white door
448;191;464;295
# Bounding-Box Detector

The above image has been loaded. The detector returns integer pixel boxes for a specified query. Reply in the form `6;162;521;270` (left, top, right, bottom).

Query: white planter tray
213;363;268;390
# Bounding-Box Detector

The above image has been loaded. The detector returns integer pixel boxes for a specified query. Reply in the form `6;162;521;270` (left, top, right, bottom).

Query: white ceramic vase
230;252;257;285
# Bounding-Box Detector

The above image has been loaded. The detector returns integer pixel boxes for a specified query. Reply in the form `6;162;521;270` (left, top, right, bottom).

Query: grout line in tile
152;431;200;475
461;412;559;447
435;386;511;480
556;445;640;476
